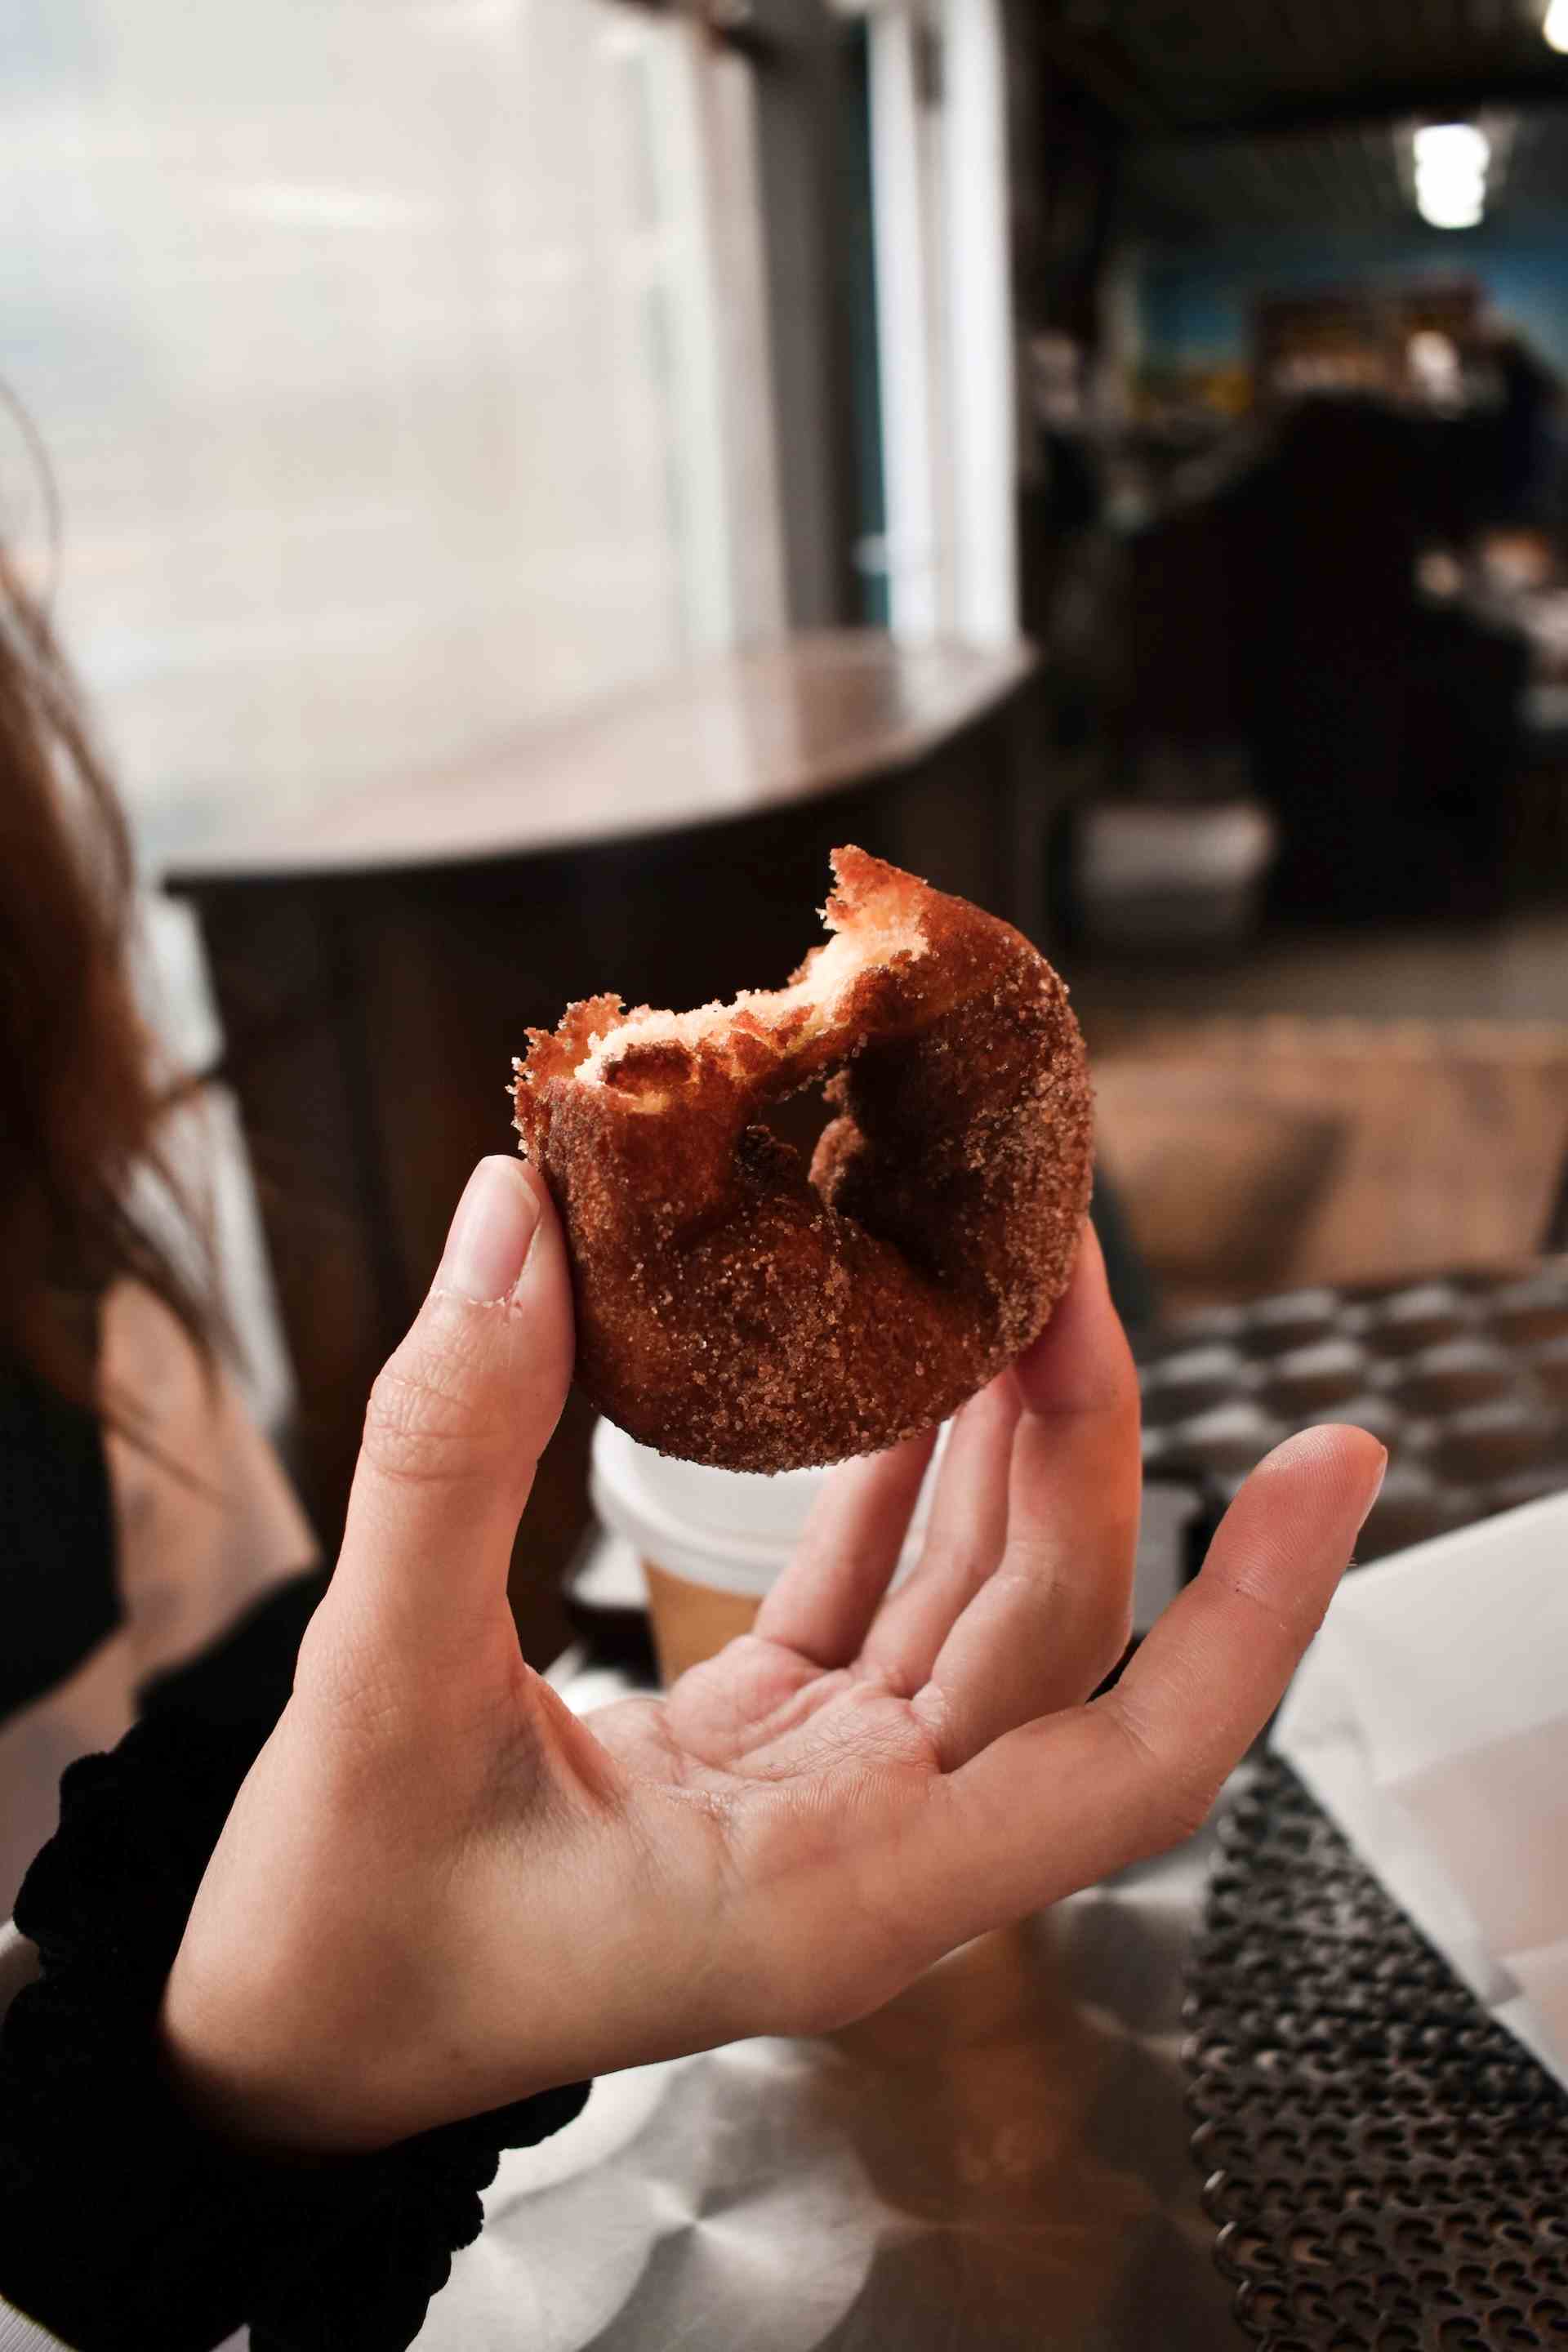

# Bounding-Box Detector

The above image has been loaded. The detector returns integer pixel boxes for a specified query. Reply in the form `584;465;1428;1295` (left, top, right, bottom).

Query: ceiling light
1414;122;1490;176
1545;0;1568;54
1416;183;1485;229
1411;121;1489;230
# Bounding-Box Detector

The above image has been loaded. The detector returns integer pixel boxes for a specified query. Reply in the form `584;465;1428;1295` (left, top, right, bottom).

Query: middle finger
858;1373;1021;1693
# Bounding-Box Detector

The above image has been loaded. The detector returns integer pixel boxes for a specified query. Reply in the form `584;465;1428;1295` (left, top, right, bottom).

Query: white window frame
862;0;1017;644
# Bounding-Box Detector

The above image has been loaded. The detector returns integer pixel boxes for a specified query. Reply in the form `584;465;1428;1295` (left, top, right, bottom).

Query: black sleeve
0;1597;590;2352
135;1562;330;1732
0;1357;117;1726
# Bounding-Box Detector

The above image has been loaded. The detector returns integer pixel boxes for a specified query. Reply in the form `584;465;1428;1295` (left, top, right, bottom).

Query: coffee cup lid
590;1417;947;1596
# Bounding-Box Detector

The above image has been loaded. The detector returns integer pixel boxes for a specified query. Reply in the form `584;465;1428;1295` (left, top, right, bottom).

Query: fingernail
437;1158;541;1303
1356;1446;1390;1532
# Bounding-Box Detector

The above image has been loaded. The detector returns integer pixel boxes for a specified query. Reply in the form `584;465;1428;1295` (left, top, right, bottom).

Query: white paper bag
1272;1491;1568;2089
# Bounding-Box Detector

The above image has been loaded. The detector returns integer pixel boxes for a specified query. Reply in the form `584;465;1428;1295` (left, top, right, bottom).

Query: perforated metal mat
1188;1756;1568;2350
1138;1262;1568;1566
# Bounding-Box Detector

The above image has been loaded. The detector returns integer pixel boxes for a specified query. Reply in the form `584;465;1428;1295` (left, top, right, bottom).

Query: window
2;0;782;866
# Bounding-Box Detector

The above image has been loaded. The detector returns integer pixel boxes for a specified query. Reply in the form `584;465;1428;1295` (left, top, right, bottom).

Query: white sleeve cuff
0;2298;74;2352
0;1923;39;2027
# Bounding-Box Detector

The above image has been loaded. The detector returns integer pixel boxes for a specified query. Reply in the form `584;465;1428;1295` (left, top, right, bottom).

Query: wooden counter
168;630;1045;1659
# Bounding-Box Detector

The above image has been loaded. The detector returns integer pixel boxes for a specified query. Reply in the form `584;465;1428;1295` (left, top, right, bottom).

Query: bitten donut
512;848;1092;1472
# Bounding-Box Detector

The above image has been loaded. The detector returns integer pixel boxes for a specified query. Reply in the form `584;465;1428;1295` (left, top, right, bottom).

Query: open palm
163;1160;1383;2158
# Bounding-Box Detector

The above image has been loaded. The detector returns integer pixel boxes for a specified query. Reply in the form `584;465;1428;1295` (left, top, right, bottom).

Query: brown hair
0;541;215;1416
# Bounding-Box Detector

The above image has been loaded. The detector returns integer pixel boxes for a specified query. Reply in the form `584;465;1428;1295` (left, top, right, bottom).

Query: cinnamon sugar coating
512;847;1093;1471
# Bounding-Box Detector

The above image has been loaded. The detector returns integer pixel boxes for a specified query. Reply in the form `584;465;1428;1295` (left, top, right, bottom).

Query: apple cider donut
512;847;1092;1472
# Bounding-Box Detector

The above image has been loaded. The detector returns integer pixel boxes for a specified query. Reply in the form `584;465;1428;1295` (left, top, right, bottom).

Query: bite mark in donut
513;847;1093;1473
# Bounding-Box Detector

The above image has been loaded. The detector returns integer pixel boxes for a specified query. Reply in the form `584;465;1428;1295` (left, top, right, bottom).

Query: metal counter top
418;1654;1236;2351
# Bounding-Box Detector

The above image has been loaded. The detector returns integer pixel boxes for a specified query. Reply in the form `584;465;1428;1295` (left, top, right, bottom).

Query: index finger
889;1423;1386;1953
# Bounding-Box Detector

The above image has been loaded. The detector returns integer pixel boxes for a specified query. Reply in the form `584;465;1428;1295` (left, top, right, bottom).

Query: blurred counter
155;632;1036;880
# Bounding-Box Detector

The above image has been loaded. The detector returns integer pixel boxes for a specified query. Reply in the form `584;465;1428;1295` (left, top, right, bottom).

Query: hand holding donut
159;1155;1385;2156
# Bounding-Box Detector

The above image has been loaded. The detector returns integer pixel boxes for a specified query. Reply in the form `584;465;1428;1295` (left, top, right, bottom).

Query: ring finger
912;1226;1141;1770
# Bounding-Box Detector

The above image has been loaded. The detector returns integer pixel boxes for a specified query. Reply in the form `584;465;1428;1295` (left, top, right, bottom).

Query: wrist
157;1946;407;2159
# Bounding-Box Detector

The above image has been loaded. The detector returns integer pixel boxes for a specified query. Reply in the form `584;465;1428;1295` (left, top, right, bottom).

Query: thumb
333;1156;573;1647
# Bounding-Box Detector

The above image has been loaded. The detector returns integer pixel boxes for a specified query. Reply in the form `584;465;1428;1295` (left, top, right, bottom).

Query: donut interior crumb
573;858;929;1090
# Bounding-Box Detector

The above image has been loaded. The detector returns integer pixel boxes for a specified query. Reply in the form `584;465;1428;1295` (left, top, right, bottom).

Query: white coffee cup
590;1418;948;1683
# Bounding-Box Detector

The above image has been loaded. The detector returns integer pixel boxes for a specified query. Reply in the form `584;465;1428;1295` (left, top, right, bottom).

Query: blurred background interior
7;0;1568;1655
